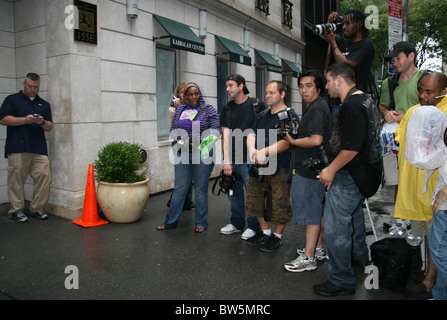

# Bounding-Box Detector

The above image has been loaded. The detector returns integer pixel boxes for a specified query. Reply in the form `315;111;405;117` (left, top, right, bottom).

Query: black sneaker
313;280;355;297
30;210;48;220
260;235;283;252
10;210;28;223
246;230;270;245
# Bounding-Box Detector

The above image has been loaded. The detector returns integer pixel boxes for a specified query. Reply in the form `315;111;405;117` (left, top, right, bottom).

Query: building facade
0;0;307;220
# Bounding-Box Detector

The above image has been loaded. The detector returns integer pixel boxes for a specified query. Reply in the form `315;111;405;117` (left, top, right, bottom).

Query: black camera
275;108;299;139
248;164;265;182
212;170;242;196
301;146;330;174
444;128;447;147
314;16;343;36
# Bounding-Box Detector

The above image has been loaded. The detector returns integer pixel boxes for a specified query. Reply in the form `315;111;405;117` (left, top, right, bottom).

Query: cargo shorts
246;168;292;225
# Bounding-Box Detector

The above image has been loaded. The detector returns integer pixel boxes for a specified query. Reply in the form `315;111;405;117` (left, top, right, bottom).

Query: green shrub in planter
94;141;148;183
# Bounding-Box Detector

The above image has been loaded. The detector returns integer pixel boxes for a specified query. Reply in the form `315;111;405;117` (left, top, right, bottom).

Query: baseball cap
226;74;249;94
384;41;416;61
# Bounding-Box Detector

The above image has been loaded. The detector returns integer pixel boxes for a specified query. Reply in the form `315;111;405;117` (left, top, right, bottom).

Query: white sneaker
220;224;241;235
297;246;328;261
284;253;317;272
241;228;256;240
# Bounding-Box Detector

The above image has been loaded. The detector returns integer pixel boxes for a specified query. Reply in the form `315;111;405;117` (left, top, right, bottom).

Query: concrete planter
97;178;150;223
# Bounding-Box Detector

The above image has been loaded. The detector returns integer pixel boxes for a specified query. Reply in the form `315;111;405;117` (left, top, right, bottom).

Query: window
256;0;270;16
282;0;293;29
217;60;229;114
156;47;177;139
256;68;265;101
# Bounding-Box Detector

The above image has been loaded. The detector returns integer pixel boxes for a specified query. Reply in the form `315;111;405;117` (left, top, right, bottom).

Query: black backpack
370;238;411;291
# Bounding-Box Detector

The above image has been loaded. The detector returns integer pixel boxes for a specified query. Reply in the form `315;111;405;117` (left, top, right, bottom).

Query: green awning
254;49;282;73
153;15;205;55
215;36;251;66
282;59;301;78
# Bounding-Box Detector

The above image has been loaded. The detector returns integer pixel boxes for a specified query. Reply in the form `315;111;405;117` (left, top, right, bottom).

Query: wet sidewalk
0;182;411;301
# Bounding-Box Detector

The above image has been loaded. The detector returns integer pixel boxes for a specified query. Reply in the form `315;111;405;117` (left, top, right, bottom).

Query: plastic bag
381;122;399;156
405;105;447;170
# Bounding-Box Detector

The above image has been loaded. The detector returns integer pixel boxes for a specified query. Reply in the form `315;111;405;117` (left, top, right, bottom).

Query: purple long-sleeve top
170;84;221;144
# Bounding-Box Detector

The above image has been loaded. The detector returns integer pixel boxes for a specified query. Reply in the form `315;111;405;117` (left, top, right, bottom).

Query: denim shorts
291;173;326;225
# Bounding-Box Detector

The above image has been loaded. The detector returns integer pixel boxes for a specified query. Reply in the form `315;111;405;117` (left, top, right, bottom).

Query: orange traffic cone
73;164;109;227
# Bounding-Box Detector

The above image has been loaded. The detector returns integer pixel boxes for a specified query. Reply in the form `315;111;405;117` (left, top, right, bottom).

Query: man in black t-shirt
219;74;267;240
324;10;374;93
283;70;332;273
314;62;378;297
245;81;298;252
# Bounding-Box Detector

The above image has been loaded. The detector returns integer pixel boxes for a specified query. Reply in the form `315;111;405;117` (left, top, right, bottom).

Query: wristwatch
40;119;46;126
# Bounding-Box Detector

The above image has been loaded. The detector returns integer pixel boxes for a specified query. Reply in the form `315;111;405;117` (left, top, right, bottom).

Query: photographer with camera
313;62;381;297
282;70;332;272
219;74;267;240
323;10;374;94
245;81;299;252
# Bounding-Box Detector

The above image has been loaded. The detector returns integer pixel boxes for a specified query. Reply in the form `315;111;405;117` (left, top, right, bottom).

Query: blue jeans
227;163;259;231
430;210;447;300
323;170;368;289
163;150;214;229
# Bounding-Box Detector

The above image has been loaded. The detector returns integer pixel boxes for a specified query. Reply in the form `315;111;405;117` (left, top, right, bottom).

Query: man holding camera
219;74;267;240
245;81;298;252
0;73;53;222
324;10;374;94
314;62;381;297
283;70;332;272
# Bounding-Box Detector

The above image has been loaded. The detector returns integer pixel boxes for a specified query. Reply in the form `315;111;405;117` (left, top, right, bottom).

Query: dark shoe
260;235;283;252
10;210;28;223
246;230;270;245
404;282;433;300
313;280;355;297
30;210;48;220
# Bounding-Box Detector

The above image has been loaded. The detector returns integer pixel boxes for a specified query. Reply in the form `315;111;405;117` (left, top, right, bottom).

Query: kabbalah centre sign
74;0;97;44
171;37;205;55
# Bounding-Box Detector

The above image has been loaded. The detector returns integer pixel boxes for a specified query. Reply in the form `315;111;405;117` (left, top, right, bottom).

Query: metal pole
402;0;409;41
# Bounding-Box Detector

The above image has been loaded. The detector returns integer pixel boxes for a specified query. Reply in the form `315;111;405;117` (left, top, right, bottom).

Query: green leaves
94;141;148;183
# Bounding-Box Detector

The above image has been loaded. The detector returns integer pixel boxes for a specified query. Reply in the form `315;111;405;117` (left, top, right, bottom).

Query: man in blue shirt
0;73;53;222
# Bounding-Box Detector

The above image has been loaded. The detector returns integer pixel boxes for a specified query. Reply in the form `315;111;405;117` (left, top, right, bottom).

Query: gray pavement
0;181;412;302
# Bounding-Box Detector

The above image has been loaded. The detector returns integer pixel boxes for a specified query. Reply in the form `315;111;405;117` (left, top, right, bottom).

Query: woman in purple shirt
157;83;221;233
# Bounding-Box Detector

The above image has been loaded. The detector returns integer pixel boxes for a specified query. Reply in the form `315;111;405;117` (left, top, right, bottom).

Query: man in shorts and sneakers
219;74;267;240
283;70;332;272
245;81;298;252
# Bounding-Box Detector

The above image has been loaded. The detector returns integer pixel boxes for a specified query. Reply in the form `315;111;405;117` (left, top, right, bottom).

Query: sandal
156;224;168;231
195;226;206;233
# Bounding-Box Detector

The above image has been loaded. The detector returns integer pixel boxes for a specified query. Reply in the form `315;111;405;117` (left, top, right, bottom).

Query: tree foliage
340;0;446;74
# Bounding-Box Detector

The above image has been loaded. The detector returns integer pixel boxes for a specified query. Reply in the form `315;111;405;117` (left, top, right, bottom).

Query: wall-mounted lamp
295;52;302;72
274;43;280;61
244;30;250;52
199;10;207;39
127;0;138;19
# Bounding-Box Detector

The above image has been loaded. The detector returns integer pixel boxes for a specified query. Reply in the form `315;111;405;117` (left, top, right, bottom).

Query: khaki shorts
246;168;292;225
383;153;399;186
410;220;432;237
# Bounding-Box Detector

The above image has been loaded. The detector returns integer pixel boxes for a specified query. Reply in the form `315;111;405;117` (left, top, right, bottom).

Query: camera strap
263;167;272;222
212;169;242;196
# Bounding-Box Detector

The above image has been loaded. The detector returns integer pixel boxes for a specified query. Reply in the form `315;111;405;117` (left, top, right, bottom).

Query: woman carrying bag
157;83;221;233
